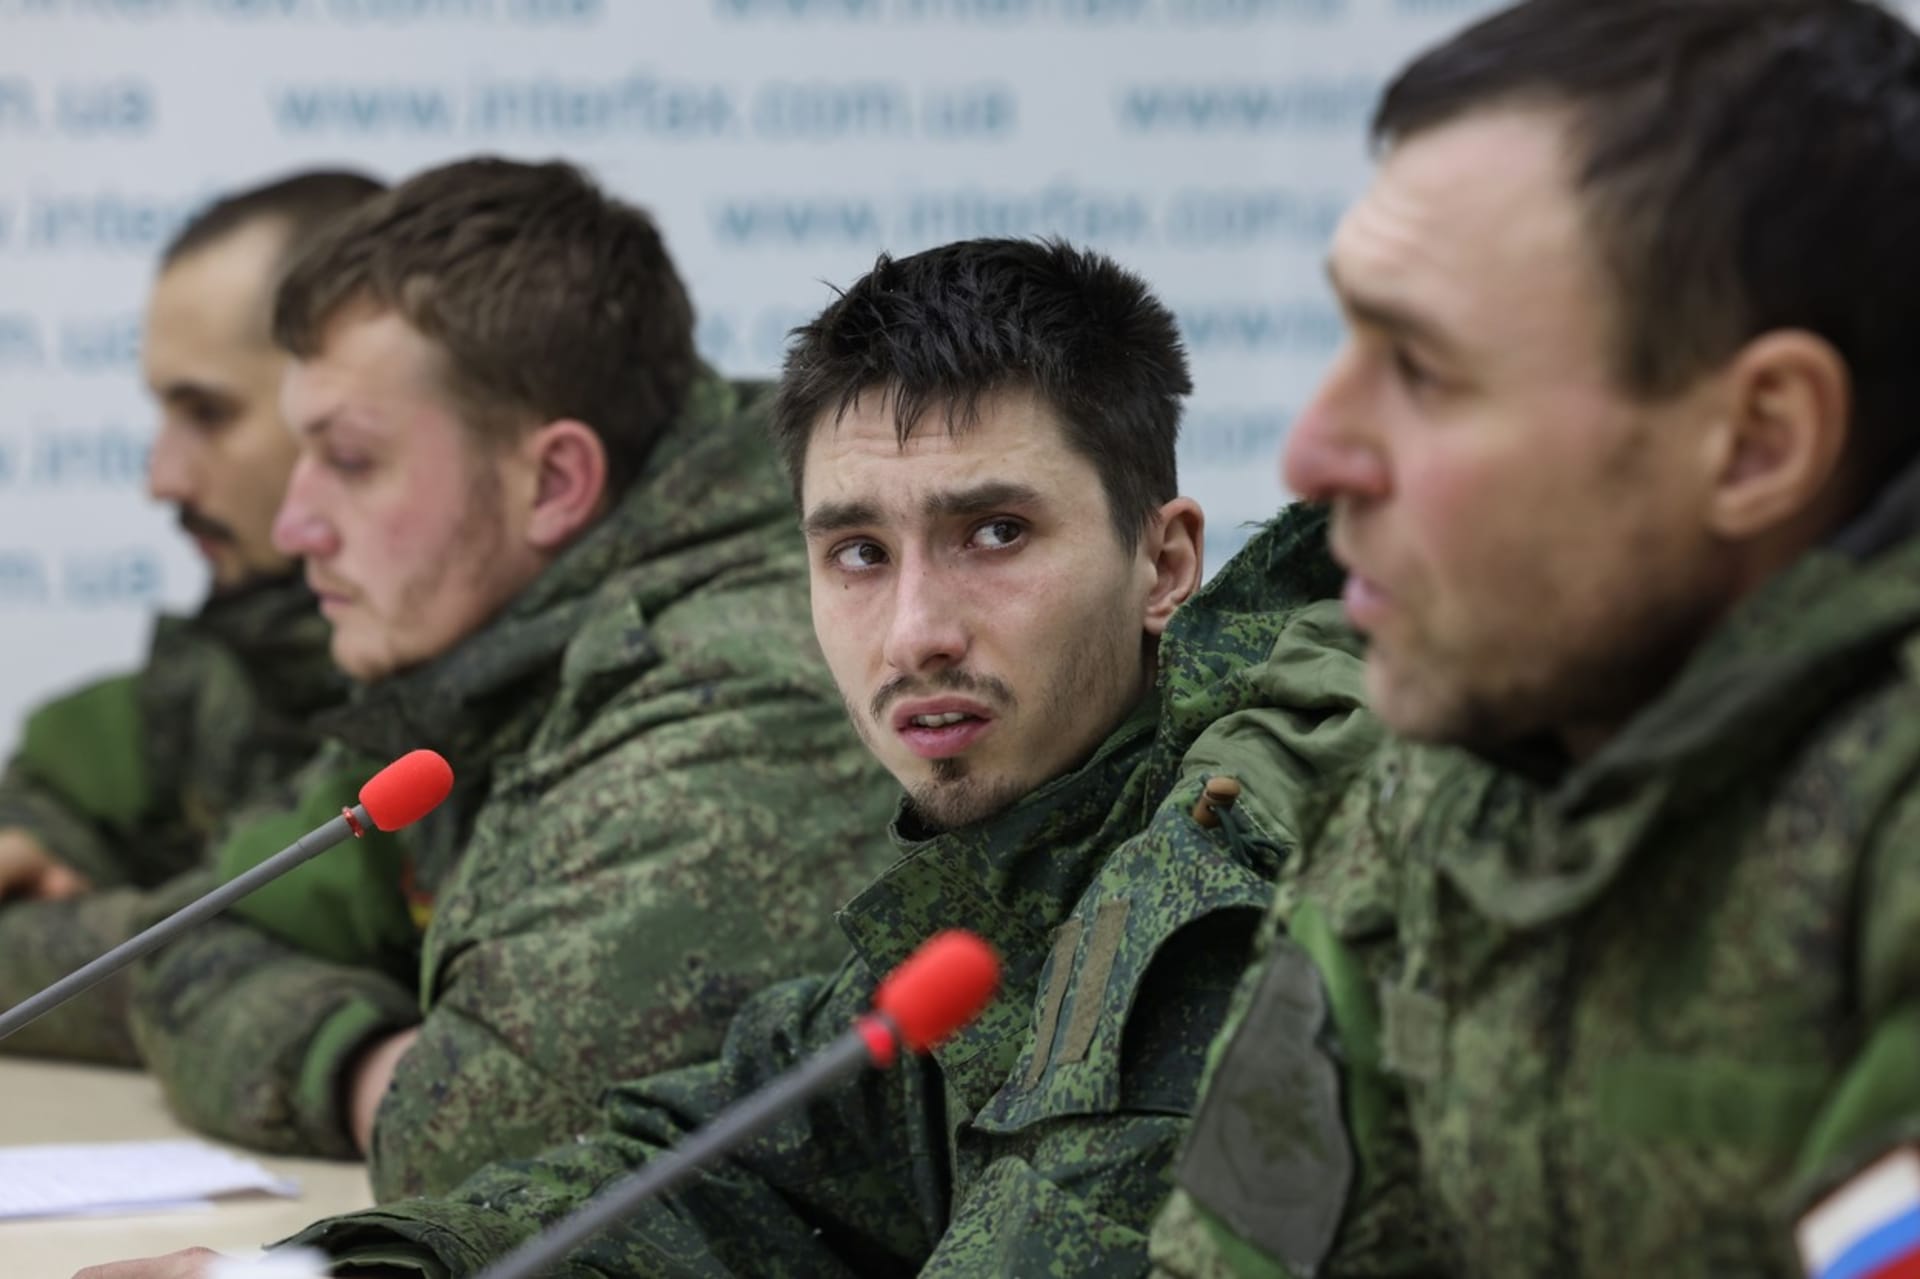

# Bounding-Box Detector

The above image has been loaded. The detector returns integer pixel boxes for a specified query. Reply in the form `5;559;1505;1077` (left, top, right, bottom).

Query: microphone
0;749;453;1042
469;930;1002;1279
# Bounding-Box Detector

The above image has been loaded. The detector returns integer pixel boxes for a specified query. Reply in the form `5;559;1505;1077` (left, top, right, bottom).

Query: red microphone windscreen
873;930;1001;1054
358;750;454;832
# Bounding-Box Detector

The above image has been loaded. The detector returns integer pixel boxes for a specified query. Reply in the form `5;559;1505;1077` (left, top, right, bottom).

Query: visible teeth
911;712;972;728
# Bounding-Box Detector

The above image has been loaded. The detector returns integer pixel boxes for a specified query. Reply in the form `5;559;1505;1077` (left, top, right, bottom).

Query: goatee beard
903;758;1029;833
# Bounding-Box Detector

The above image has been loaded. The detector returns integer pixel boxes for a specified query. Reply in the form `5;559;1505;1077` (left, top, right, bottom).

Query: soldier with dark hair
1156;2;1920;1275
0;168;382;1064
84;235;1378;1279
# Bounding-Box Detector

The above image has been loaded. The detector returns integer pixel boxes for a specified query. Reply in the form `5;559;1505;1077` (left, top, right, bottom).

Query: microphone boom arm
471;1018;895;1279
0;806;371;1042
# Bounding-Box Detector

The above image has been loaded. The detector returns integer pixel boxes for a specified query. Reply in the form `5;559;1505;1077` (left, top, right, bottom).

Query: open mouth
307;576;356;615
908;712;976;728
891;700;996;760
1341;572;1391;631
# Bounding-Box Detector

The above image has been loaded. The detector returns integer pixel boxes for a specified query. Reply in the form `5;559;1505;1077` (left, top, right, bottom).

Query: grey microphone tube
0;808;368;1042
0;747;454;1043
471;1028;881;1279
466;929;1001;1279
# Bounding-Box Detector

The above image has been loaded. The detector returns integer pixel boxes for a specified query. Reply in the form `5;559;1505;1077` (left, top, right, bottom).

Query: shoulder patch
1060;897;1130;1067
1025;918;1083;1088
1176;937;1353;1276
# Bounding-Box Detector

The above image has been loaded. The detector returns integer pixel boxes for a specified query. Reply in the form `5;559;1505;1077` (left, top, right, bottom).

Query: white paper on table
0;1139;299;1221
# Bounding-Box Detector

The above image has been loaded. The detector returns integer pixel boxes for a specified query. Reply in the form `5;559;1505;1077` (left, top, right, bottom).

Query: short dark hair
272;157;697;497
162;168;385;272
772;237;1191;551
1376;0;1920;485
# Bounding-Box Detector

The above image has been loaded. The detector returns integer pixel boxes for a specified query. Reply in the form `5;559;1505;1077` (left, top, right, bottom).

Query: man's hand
0;828;90;902
73;1248;416;1278
348;1026;421;1155
73;1247;224;1279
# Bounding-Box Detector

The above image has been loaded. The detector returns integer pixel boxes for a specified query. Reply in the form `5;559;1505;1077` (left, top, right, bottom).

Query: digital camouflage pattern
128;374;902;1202
0;574;344;1063
1154;492;1920;1278
283;504;1382;1277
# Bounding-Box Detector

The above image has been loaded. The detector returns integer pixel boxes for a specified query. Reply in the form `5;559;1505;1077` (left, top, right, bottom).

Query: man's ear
1141;497;1206;637
523;420;610;551
1703;330;1851;540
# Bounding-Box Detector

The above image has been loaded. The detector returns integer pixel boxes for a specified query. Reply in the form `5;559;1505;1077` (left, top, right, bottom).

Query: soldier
107;156;901;1204
0;170;381;1064
1153;2;1920;1276
82;238;1377;1278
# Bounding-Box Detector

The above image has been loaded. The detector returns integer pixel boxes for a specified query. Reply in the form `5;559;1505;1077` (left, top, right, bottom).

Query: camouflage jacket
0;574;343;1063
1154;495;1920;1278
283;505;1380;1277
127;374;900;1201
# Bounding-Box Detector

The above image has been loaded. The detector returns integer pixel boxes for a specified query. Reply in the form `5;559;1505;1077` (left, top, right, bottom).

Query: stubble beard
904;758;1034;833
371;466;514;681
878;612;1146;834
1388;577;1724;756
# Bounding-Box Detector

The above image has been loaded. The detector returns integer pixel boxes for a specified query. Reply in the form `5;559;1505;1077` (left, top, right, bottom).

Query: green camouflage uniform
1153;493;1920;1278
281;505;1382;1277
128;374;901;1202
0;575;343;1063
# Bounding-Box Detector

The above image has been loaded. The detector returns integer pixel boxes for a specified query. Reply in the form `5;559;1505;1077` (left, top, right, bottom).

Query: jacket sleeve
1785;776;1920;1248
1141;603;1443;1279
128;912;422;1158
123;749;424;1157
0;671;237;1067
1149;748;1450;1279
361;683;895;1202
287;963;933;1279
1145;915;1446;1279
0;869;215;1064
0;673;161;888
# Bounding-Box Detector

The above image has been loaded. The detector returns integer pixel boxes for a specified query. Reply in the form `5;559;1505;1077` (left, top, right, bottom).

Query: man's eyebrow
1325;259;1459;356
155;378;235;407
801;482;1043;538
922;481;1043;522
291;412;362;447
802;499;884;538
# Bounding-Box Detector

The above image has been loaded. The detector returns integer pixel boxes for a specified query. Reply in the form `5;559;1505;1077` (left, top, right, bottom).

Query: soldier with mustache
0;170;382;1063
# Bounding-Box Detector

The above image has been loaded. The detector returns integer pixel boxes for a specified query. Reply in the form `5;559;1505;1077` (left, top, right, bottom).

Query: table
0;1057;373;1276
